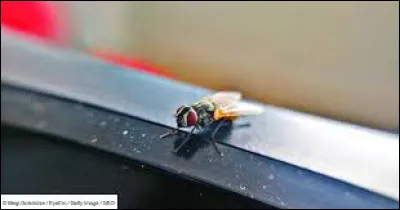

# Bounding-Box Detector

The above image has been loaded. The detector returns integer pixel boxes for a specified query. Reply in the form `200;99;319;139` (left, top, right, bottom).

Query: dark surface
1;84;398;209
1;125;270;209
2;31;399;201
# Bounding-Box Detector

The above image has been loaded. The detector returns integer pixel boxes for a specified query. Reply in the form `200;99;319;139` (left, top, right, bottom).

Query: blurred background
1;1;398;131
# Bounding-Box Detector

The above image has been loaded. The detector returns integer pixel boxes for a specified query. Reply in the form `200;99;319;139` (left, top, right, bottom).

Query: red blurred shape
1;1;169;78
91;50;171;78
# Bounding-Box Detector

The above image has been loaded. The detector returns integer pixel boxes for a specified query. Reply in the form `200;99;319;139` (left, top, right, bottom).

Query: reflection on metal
1;29;399;201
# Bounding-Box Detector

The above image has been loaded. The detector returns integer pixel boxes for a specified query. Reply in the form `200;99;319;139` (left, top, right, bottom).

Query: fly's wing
201;91;242;107
215;101;264;120
233;101;264;116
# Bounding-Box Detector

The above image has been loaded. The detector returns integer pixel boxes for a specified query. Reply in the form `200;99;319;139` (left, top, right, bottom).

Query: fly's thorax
191;101;216;127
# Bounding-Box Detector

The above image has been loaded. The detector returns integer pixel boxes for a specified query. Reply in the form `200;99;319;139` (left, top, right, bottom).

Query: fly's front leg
173;126;196;153
210;120;226;156
159;128;179;139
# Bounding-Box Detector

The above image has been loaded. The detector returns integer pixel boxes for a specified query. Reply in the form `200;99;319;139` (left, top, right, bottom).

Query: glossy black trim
1;84;398;209
1;30;398;201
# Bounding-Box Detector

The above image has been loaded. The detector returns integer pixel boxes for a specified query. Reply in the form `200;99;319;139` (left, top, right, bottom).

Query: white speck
99;121;107;127
208;158;213;163
75;104;84;110
133;148;142;154
235;174;239;178
36;121;48;129
123;130;129;135
141;164;145;169
32;103;45;112
250;194;254;199
130;136;134;139
142;134;146;137
276;196;286;206
199;192;203;196
228;183;232;187
262;185;267;189
90;136;98;143
268;174;275;180
239;184;246;190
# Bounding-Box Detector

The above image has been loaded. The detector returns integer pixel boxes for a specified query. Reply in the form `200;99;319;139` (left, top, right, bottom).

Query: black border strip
1;84;398;209
1;31;399;201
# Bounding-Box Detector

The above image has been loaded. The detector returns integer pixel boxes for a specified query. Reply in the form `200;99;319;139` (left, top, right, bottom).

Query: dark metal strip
1;29;398;201
1;84;398;209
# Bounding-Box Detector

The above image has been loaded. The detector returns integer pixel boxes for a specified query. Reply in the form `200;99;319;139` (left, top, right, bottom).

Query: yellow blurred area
66;2;398;131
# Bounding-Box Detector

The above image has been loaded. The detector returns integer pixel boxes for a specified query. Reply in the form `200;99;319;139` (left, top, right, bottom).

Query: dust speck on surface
36;121;48;129
268;174;275;180
74;104;84;110
227;183;232;187
141;164;145;169
90;136;98;143
239;184;246;190
277;197;286;206
99;121;107;127
262;185;267;189
133;148;142;154
123;130;129;135
32;103;45;112
250;194;254;199
199;192;203;197
142;134;146;137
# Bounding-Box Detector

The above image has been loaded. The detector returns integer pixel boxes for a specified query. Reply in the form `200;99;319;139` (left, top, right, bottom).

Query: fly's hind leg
210;120;226;156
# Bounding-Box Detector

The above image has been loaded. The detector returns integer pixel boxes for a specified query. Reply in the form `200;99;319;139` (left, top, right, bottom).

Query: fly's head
175;105;198;128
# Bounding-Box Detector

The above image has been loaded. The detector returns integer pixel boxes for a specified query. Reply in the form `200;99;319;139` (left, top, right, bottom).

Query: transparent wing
222;101;264;116
201;91;242;107
214;101;264;120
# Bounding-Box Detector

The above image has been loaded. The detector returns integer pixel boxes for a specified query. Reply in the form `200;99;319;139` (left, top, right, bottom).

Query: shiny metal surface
1;29;399;201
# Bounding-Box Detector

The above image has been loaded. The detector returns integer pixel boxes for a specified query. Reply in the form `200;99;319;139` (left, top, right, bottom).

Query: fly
159;91;264;156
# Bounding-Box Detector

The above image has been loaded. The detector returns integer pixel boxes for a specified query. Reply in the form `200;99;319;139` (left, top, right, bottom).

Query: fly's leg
173;126;196;153
159;128;178;139
234;122;251;128
210;120;226;156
